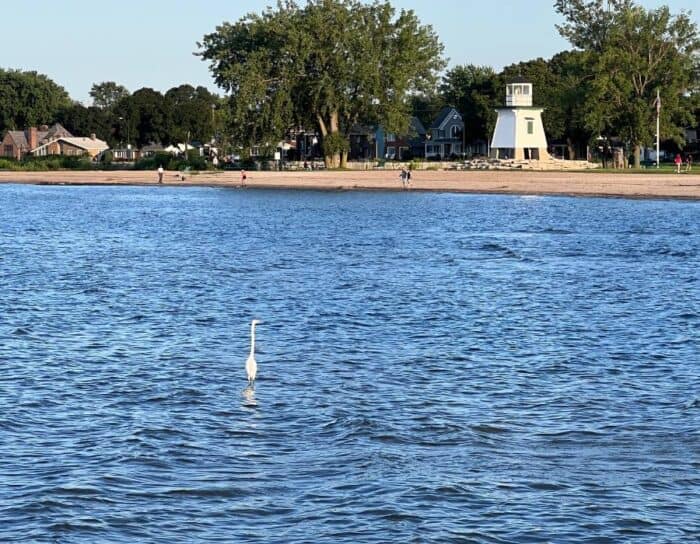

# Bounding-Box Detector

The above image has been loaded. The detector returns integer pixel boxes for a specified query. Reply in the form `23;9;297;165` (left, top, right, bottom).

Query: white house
490;78;549;161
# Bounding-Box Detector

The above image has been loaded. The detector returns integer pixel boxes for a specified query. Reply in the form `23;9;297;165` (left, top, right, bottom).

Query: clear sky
1;0;695;103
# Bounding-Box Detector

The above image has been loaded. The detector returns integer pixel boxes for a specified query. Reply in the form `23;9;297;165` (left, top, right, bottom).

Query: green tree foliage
440;65;500;146
198;0;445;167
556;2;700;167
0;69;71;132
90;81;129;109
114;88;173;147
409;92;445;133
165;84;217;143
554;0;634;51
57;103;114;143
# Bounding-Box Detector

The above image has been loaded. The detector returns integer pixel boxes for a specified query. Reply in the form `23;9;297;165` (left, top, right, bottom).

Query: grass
581;165;696;174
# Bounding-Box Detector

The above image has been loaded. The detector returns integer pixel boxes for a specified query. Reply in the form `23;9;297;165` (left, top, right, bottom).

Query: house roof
31;136;108;154
4;123;74;150
430;107;462;130
141;143;165;152
42;123;73;142
62;137;109;151
6;131;29;149
409;116;426;136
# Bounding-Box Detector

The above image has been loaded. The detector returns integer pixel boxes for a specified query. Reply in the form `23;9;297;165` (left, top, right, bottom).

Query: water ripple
1;186;699;543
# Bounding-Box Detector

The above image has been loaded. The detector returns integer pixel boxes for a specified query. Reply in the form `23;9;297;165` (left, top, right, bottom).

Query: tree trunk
317;112;343;168
633;144;641;168
566;137;576;160
340;150;348;169
330;111;340;168
316;115;331;168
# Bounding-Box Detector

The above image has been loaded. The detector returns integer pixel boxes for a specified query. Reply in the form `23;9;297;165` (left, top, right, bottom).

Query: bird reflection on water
242;385;258;408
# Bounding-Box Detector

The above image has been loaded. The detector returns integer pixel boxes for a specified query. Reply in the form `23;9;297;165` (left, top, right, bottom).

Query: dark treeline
0;73;222;149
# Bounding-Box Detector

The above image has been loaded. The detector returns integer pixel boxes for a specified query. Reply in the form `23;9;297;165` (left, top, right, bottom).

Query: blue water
1;184;699;543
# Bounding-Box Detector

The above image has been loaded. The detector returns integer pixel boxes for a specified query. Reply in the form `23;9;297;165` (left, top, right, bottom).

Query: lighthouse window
523;86;530;95
527;119;534;135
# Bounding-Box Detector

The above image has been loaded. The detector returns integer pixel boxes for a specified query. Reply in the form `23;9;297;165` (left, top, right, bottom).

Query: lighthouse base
490;147;551;161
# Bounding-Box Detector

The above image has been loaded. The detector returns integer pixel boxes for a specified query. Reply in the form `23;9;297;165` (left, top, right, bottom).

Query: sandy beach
1;169;699;199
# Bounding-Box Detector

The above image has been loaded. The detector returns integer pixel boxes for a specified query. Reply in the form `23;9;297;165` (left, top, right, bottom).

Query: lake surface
1;185;699;543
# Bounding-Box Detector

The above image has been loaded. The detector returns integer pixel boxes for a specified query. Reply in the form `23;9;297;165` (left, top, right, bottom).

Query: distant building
490;78;549;160
32;135;109;159
1;123;73;160
425;107;464;160
140;143;166;157
384;117;426;160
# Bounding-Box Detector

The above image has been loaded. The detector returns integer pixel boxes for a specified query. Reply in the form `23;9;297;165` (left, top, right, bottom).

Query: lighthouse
490;78;549;161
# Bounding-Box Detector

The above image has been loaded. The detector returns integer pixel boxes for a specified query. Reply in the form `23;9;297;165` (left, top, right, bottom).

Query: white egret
245;320;262;385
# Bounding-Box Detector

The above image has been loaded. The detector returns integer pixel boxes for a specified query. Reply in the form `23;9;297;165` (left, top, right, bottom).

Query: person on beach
399;168;407;189
674;153;682;173
241;169;247;187
686;154;693;173
406;169;412;187
157;166;164;184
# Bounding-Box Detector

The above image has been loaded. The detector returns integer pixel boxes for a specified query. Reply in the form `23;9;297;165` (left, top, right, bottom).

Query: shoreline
1;169;700;200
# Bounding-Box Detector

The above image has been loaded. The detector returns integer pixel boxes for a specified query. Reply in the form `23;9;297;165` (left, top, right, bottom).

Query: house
1;123;73;160
32;135;109;159
112;145;139;162
348;125;379;160
425;107;464;160
140;143;165;157
383;117;426;160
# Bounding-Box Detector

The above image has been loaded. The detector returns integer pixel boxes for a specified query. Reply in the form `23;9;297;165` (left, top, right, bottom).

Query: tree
0;69;72;132
165;84;217;143
439;65;499;149
409;92;445;133
556;2;700;167
554;0;634;51
114;88;172;147
547;51;594;159
90;81;129;110
198;0;445;167
57;103;114;143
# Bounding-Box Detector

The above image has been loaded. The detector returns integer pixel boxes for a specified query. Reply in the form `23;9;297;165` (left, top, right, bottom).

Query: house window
451;126;462;139
527;119;534;135
3;145;13;156
386;146;396;159
386;133;396;143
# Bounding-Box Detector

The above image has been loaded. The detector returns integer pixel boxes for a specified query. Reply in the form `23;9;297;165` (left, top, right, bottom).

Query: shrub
408;159;423;171
134;150;212;172
0;158;21;171
20;155;94;170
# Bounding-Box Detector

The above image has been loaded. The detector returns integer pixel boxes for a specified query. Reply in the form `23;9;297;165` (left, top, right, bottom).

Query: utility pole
655;89;661;169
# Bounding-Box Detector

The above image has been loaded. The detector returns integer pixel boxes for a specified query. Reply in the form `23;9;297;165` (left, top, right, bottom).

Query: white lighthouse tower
490;78;549;161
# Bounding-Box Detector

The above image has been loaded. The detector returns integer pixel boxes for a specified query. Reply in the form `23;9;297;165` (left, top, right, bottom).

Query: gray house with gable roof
425;107;464;159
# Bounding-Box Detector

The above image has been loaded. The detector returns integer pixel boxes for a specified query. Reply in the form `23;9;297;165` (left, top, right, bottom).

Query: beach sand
1;169;699;199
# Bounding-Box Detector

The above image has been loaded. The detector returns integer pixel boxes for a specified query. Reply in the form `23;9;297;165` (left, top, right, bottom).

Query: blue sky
1;0;695;103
